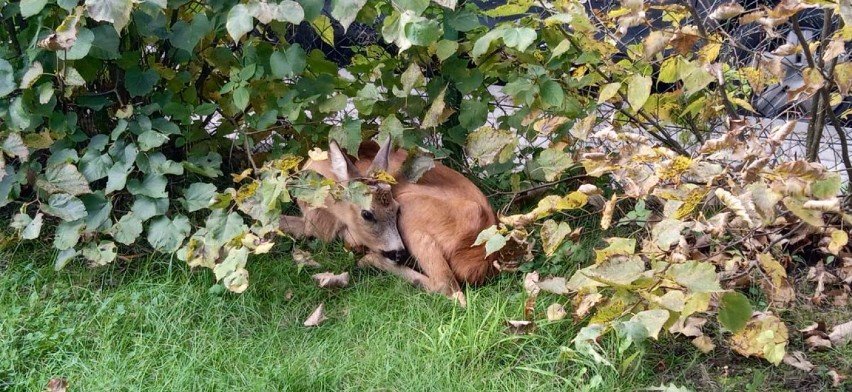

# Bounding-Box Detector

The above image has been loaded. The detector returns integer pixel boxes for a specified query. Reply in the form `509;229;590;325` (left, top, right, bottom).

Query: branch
684;1;739;121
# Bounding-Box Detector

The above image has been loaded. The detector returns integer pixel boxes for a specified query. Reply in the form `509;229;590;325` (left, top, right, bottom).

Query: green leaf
404;18;441;47
138;130;169;151
331;0;367;31
310;15;334;46
9;97;31;131
540;219;571;257
19;61;43;89
447;9;479;31
43;193;88;222
111;212;144;245
233;86;250;111
483;0;532;17
127;174;168;198
147;215;191;252
328;118;362;154
627;74;652;110
400;155;434;183
527;148;572;182
226;4;254;42
435;39;458;61
394;0;429;14
473;225;507;257
298;0;324;20
54;219;85;250
131;196;168;221
85;0;133;32
466;126;516;166
501;27;536;52
125;69;160;97
471;28;503;59
378;115;404;145
811;173;841;199
81;192;112;231
79;151;112;182
184;182;217;212
81;241;118;266
54;248;78;271
598;82;621;103
668;260;721;293
39;163;92;195
59;27;94;60
213;247;249;281
395;63;423;97
630;309;670;340
3;132;30;162
459;99;487;130
21;0;48;18
270;44;307;79
20;212;44;240
204;210;246;248
0;59;16;98
539;79;564;109
169;14;211;52
718;291;752;333
319;94;348;113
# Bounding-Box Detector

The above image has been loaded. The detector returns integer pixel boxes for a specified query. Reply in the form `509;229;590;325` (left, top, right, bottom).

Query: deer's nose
381;249;409;263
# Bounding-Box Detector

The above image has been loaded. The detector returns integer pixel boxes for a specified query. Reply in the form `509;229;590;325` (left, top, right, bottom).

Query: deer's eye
361;210;375;222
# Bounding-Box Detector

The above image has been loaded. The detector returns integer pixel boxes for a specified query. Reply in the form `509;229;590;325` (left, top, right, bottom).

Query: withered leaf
45;378;68;392
829;320;852;346
805;335;832;351
311;272;350;288
692;335;716;353
546;303;567;321
783;351;815;372
292;249;321;268
303;303;327;327
505;320;536;334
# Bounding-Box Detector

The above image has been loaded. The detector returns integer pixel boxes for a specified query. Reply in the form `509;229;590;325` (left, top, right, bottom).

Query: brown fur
281;139;498;305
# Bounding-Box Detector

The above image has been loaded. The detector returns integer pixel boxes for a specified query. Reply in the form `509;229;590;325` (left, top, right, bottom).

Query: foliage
2;0;852;370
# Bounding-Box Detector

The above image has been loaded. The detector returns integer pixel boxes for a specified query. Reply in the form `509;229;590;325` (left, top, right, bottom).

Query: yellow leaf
692;336;716;353
308;147;328;161
729;312;789;365
828;230;848;255
600;193;616;230
594;237;636;264
598;82;622;104
311;15;334;46
698;42;721;64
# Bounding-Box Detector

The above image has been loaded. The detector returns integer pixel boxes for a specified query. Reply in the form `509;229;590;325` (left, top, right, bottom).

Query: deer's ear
369;136;392;173
328;141;361;181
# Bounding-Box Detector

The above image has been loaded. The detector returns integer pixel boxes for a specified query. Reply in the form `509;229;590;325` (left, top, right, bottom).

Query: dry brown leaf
601;193;616;230
823;38;846;62
578;184;601;196
805;335;833;351
709;2;746;20
537;277;570;295
546;303;567;321
643;31;672;58
692;335;716;353
303;303;327;327
783;351;815;372
572;292;604;321
524;271;540;296
311;272;350;288
506;320;536;334
293;249;321;268
45;378;68;392
671;316;708;337
828;370;847;387
829;320;852;346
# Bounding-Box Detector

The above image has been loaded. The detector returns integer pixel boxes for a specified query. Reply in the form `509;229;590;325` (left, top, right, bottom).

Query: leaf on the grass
828;370;847;387
829;320;852;346
523;271;540;296
718;291;752;332
651;218;686;250
312;271;349;288
537;277;570;295
505;320;535;334
670;316;707;337
540;219;571;257
757;253;795;307
805;335;833;351
783;351;815;372
729;312;788;365
715;188;755;227
546;303;567;321
293;248;321;268
630;309;670;340
303;303;327;327
46;378;68;392
572;292;603;321
692;336;715;353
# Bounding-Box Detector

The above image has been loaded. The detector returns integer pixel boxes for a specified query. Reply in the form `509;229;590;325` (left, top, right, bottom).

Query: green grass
0;242;645;392
2;241;849;391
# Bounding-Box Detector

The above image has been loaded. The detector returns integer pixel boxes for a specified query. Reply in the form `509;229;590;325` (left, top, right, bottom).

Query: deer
279;138;498;306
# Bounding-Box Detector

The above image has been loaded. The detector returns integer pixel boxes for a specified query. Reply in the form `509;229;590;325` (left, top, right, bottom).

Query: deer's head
327;138;408;263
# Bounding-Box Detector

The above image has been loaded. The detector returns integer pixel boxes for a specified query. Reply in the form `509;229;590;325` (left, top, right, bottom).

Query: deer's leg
357;253;466;307
403;233;466;307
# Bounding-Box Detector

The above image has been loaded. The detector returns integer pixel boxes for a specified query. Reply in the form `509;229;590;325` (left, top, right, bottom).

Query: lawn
0;240;848;391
